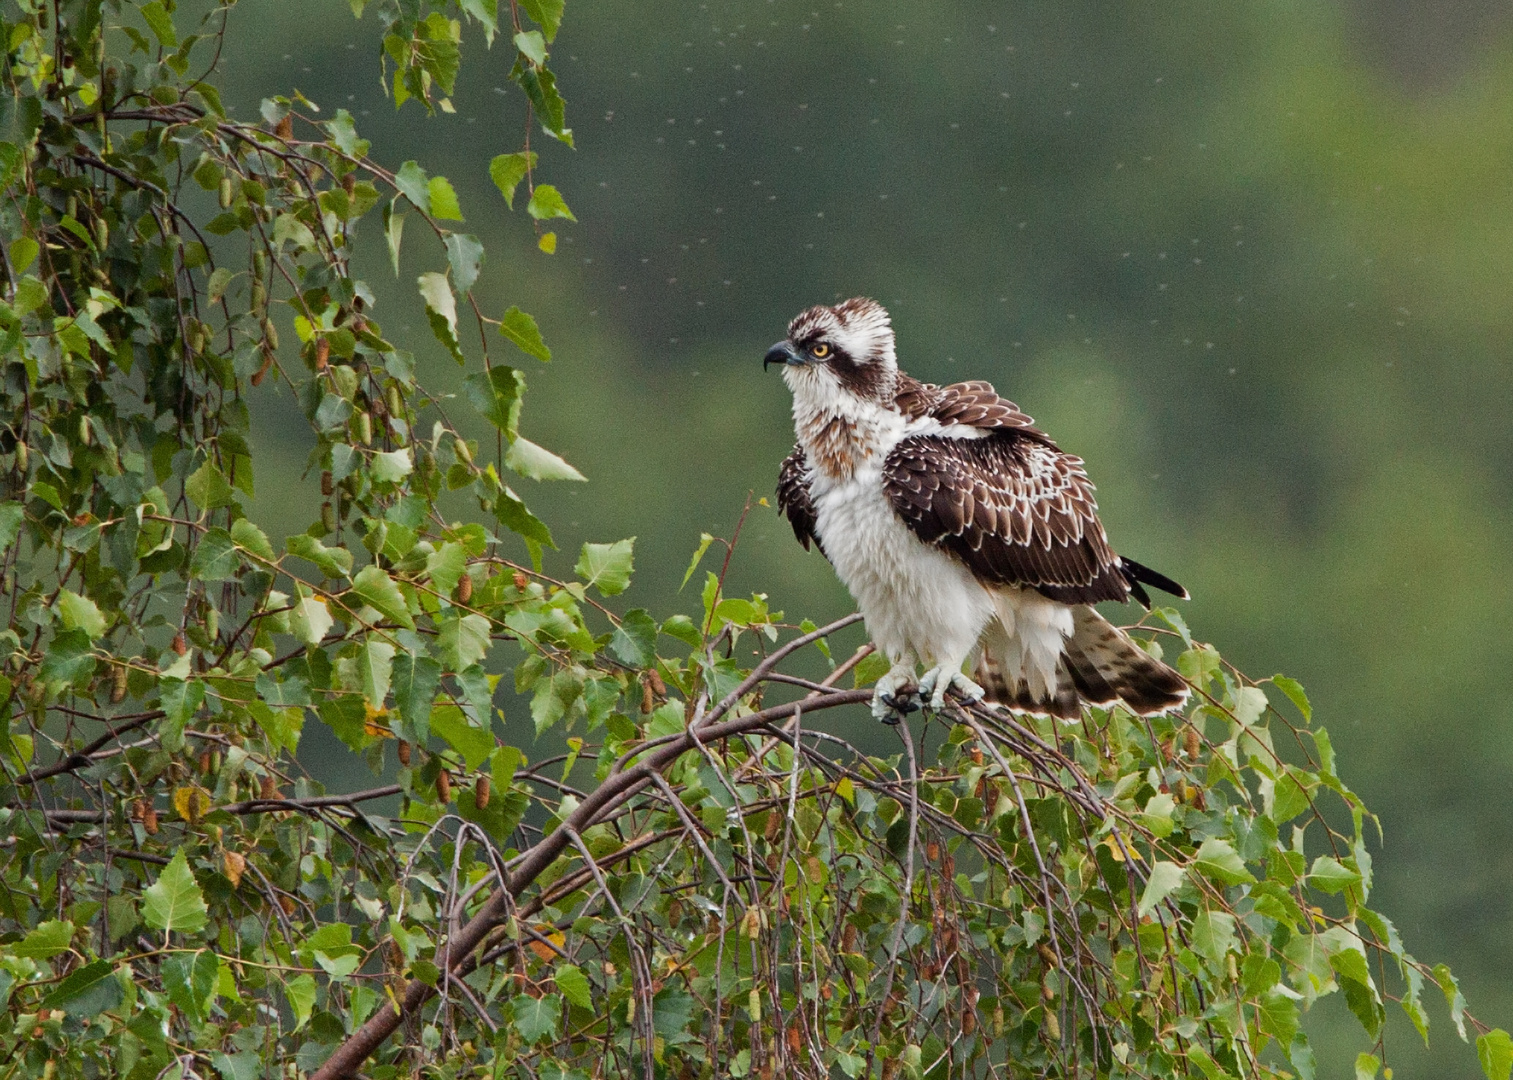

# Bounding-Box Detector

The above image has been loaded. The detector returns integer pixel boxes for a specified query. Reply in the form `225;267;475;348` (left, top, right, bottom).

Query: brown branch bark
311;622;870;1080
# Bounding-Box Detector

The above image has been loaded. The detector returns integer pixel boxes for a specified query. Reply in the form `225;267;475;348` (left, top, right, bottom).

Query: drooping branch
312;615;870;1080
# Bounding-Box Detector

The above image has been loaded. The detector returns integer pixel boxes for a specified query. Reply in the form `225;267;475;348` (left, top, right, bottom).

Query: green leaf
142;850;209;934
288;590;334;647
392;651;442;741
520;0;564;40
517;63;571;144
57;590;106;639
384;202;405;275
272;213;316;251
498;306;551;361
256;671;310;709
1137;861;1184;918
554;963;592;1010
1258;991;1300;1052
162;950;218;1024
1192;837;1256;886
230;518;275;561
852;651;889;689
445;233;486;294
16;919;74;959
512;993;562;1043
464;365;525;438
351;565;415;628
0;502;23;556
40;959;122;1017
496;487;555;548
9;237;38;275
248;700;301;755
527;183;576;222
160;679;205;732
371;448;414;484
212;1052;262;1080
1270;673;1312;721
576;538;635;596
284;973;316;1031
1435;963;1468;1040
660;614;702;648
653;988;695;1037
1354;1053;1380;1080
428;176;464;221
514;29;547;65
647;701;684;739
190;527;239;581
40;629;96;690
359;638;395;709
1190;907;1237;962
426;542;467;595
438;613;491;672
489;152;536;210
532;669;583;735
1479;1029;1513;1080
394;161;431;212
1308;855;1361;895
505;436;585;481
324;108;370;155
680;532;715;590
610;609;658;668
1140;791;1177;838
418;271;465;364
431;703;493;769
286;534;353;579
1333;946;1384;1037
185;460;235;510
459;0;498;43
140;1;178;46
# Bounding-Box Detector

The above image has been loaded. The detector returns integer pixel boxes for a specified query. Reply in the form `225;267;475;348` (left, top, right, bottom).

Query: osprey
766;297;1189;723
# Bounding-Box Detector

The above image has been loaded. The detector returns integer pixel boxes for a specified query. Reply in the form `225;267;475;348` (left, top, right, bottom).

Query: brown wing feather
894;376;1043;432
882;430;1134;604
776;446;824;556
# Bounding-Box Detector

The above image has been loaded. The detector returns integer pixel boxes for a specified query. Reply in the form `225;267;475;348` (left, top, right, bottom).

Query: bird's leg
917;660;985;712
871;655;920;725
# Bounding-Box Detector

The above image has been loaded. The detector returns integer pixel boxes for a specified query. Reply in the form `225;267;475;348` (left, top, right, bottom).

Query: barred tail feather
1064;607;1187;715
973;604;1187;718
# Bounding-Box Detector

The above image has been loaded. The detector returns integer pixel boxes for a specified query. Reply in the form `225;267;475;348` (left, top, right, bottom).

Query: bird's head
764;297;897;408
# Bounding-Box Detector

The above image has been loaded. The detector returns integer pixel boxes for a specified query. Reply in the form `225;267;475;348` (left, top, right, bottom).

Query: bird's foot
917;666;985;712
871;671;920;725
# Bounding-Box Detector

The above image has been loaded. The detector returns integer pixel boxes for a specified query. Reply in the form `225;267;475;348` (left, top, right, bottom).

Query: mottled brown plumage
776;445;822;554
770;297;1189;720
781;373;1186;610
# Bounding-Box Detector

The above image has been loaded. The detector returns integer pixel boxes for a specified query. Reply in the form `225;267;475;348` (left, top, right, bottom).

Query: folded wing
776;445;824;556
882;382;1185;606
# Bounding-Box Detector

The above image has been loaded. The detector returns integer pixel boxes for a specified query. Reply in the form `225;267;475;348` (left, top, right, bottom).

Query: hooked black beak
763;341;802;370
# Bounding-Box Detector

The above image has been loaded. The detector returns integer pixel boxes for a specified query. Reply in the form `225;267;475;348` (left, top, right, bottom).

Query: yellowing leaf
222;850;246;889
174;785;212;823
527;927;565;962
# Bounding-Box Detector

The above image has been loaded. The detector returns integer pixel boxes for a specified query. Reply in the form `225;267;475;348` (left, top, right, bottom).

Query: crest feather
787;297;896;367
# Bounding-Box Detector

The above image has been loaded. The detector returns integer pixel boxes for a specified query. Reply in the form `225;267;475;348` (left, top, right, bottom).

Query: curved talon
871;672;920;725
918;666;986;712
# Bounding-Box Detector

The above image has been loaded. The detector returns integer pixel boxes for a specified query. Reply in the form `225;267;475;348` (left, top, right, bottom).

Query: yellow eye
811;343;831;359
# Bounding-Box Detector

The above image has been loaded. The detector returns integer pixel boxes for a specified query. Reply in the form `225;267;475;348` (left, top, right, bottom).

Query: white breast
809;446;996;671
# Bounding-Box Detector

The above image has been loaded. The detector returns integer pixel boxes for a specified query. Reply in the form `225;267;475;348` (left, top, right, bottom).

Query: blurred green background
219;1;1513;1074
